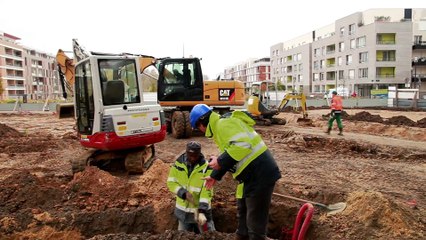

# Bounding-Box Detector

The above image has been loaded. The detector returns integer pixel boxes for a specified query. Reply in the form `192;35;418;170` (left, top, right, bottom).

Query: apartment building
271;8;426;97
24;47;60;100
0;32;25;100
223;57;271;87
0;31;60;101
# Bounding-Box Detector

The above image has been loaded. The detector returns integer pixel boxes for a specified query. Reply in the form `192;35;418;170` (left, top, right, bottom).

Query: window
340;27;345;36
350;39;356;49
297;53;302;61
339;70;344;80
338;42;345;52
313;73;319;81
349;24;355;35
299;63;303;71
357;36;366;47
359;52;368;63
320;60;325;69
346;55;352;65
359;68;368;78
313;61;319;70
314;48;320;57
320;73;324;81
99;59;140;105
377;50;396;61
348;69;355;79
337;56;342;66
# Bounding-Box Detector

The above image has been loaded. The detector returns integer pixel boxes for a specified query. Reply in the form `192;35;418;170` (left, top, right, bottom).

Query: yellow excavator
246;81;311;126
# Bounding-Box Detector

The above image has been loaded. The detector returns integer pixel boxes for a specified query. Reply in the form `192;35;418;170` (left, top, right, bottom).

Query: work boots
325;127;331;135
338;128;343;136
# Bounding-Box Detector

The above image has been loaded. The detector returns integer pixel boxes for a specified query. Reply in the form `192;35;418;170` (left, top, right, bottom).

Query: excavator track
70;145;156;174
71;149;96;174
124;145;156;174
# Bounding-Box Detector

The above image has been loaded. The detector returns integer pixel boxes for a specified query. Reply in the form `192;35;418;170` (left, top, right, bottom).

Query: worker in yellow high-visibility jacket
190;104;281;240
167;141;215;233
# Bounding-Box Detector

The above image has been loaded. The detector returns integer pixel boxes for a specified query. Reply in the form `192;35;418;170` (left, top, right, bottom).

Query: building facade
0;31;60;101
223;57;271;87
24;47;60;100
271;8;426;97
0;32;25;100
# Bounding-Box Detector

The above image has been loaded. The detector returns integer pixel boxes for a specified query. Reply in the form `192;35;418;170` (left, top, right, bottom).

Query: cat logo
219;89;234;101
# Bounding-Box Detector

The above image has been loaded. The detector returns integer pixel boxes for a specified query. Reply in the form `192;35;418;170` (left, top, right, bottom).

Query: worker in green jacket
167;141;215;233
190;104;281;240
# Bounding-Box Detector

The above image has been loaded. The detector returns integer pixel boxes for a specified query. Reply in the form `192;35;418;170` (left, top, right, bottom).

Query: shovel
273;192;347;215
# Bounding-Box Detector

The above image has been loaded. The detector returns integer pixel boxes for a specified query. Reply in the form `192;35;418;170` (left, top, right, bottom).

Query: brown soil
0;110;425;240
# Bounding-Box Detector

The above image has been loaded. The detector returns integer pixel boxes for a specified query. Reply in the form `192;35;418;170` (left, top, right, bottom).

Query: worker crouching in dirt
326;91;344;135
167;141;215;233
190;104;281;240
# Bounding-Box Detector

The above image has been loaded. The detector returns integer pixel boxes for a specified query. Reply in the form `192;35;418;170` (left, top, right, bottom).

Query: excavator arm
277;92;309;119
56;49;75;99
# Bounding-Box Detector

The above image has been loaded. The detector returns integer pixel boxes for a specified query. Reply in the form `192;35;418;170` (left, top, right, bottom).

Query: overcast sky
0;0;423;78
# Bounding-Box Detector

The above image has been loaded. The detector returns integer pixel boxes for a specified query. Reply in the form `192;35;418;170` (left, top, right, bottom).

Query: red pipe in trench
291;203;314;240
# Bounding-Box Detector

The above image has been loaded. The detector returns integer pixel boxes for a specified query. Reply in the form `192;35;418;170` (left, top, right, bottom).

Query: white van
324;87;349;99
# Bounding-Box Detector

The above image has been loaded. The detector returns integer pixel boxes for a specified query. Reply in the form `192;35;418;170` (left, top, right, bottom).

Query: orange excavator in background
56;39;166;174
155;58;246;138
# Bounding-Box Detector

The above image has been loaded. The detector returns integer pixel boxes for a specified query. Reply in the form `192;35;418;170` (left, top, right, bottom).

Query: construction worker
189;104;281;240
326;90;344;135
167;141;215;233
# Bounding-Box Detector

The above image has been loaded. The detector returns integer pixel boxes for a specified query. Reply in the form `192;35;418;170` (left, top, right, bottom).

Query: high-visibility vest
167;155;213;214
206;111;268;179
331;95;343;110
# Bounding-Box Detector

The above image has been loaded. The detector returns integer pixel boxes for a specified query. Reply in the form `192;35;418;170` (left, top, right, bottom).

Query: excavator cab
157;58;204;102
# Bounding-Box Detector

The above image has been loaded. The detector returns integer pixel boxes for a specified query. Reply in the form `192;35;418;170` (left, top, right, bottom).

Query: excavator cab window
157;58;203;101
75;60;95;135
99;59;140;105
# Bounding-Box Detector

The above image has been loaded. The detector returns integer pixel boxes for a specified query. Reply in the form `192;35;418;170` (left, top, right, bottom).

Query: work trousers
328;112;343;129
236;183;275;240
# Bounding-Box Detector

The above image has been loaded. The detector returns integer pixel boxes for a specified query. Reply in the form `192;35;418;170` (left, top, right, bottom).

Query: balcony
5;85;25;91
376;74;395;78
413;41;426;50
412;57;426;66
376;58;396;62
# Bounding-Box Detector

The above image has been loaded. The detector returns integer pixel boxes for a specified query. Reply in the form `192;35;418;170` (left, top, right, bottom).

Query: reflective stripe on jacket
206;111;268;178
331;95;343;110
167;153;213;221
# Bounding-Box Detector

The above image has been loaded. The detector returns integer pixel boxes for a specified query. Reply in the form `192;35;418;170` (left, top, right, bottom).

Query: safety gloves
197;213;207;225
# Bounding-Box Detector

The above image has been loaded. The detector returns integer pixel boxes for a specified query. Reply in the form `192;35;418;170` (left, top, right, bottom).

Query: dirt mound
0;123;22;137
0;171;64;214
66;167;133;211
348;111;384;123
7;226;83;240
385;116;417;127
343;191;423;238
0;132;58;154
418;117;426;128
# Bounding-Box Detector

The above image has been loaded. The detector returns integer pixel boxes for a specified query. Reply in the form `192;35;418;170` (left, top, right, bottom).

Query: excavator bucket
56;103;75;118
296;113;312;125
297;117;312;123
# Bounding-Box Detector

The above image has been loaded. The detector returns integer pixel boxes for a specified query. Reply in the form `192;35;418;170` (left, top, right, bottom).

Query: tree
0;77;4;99
276;79;286;91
